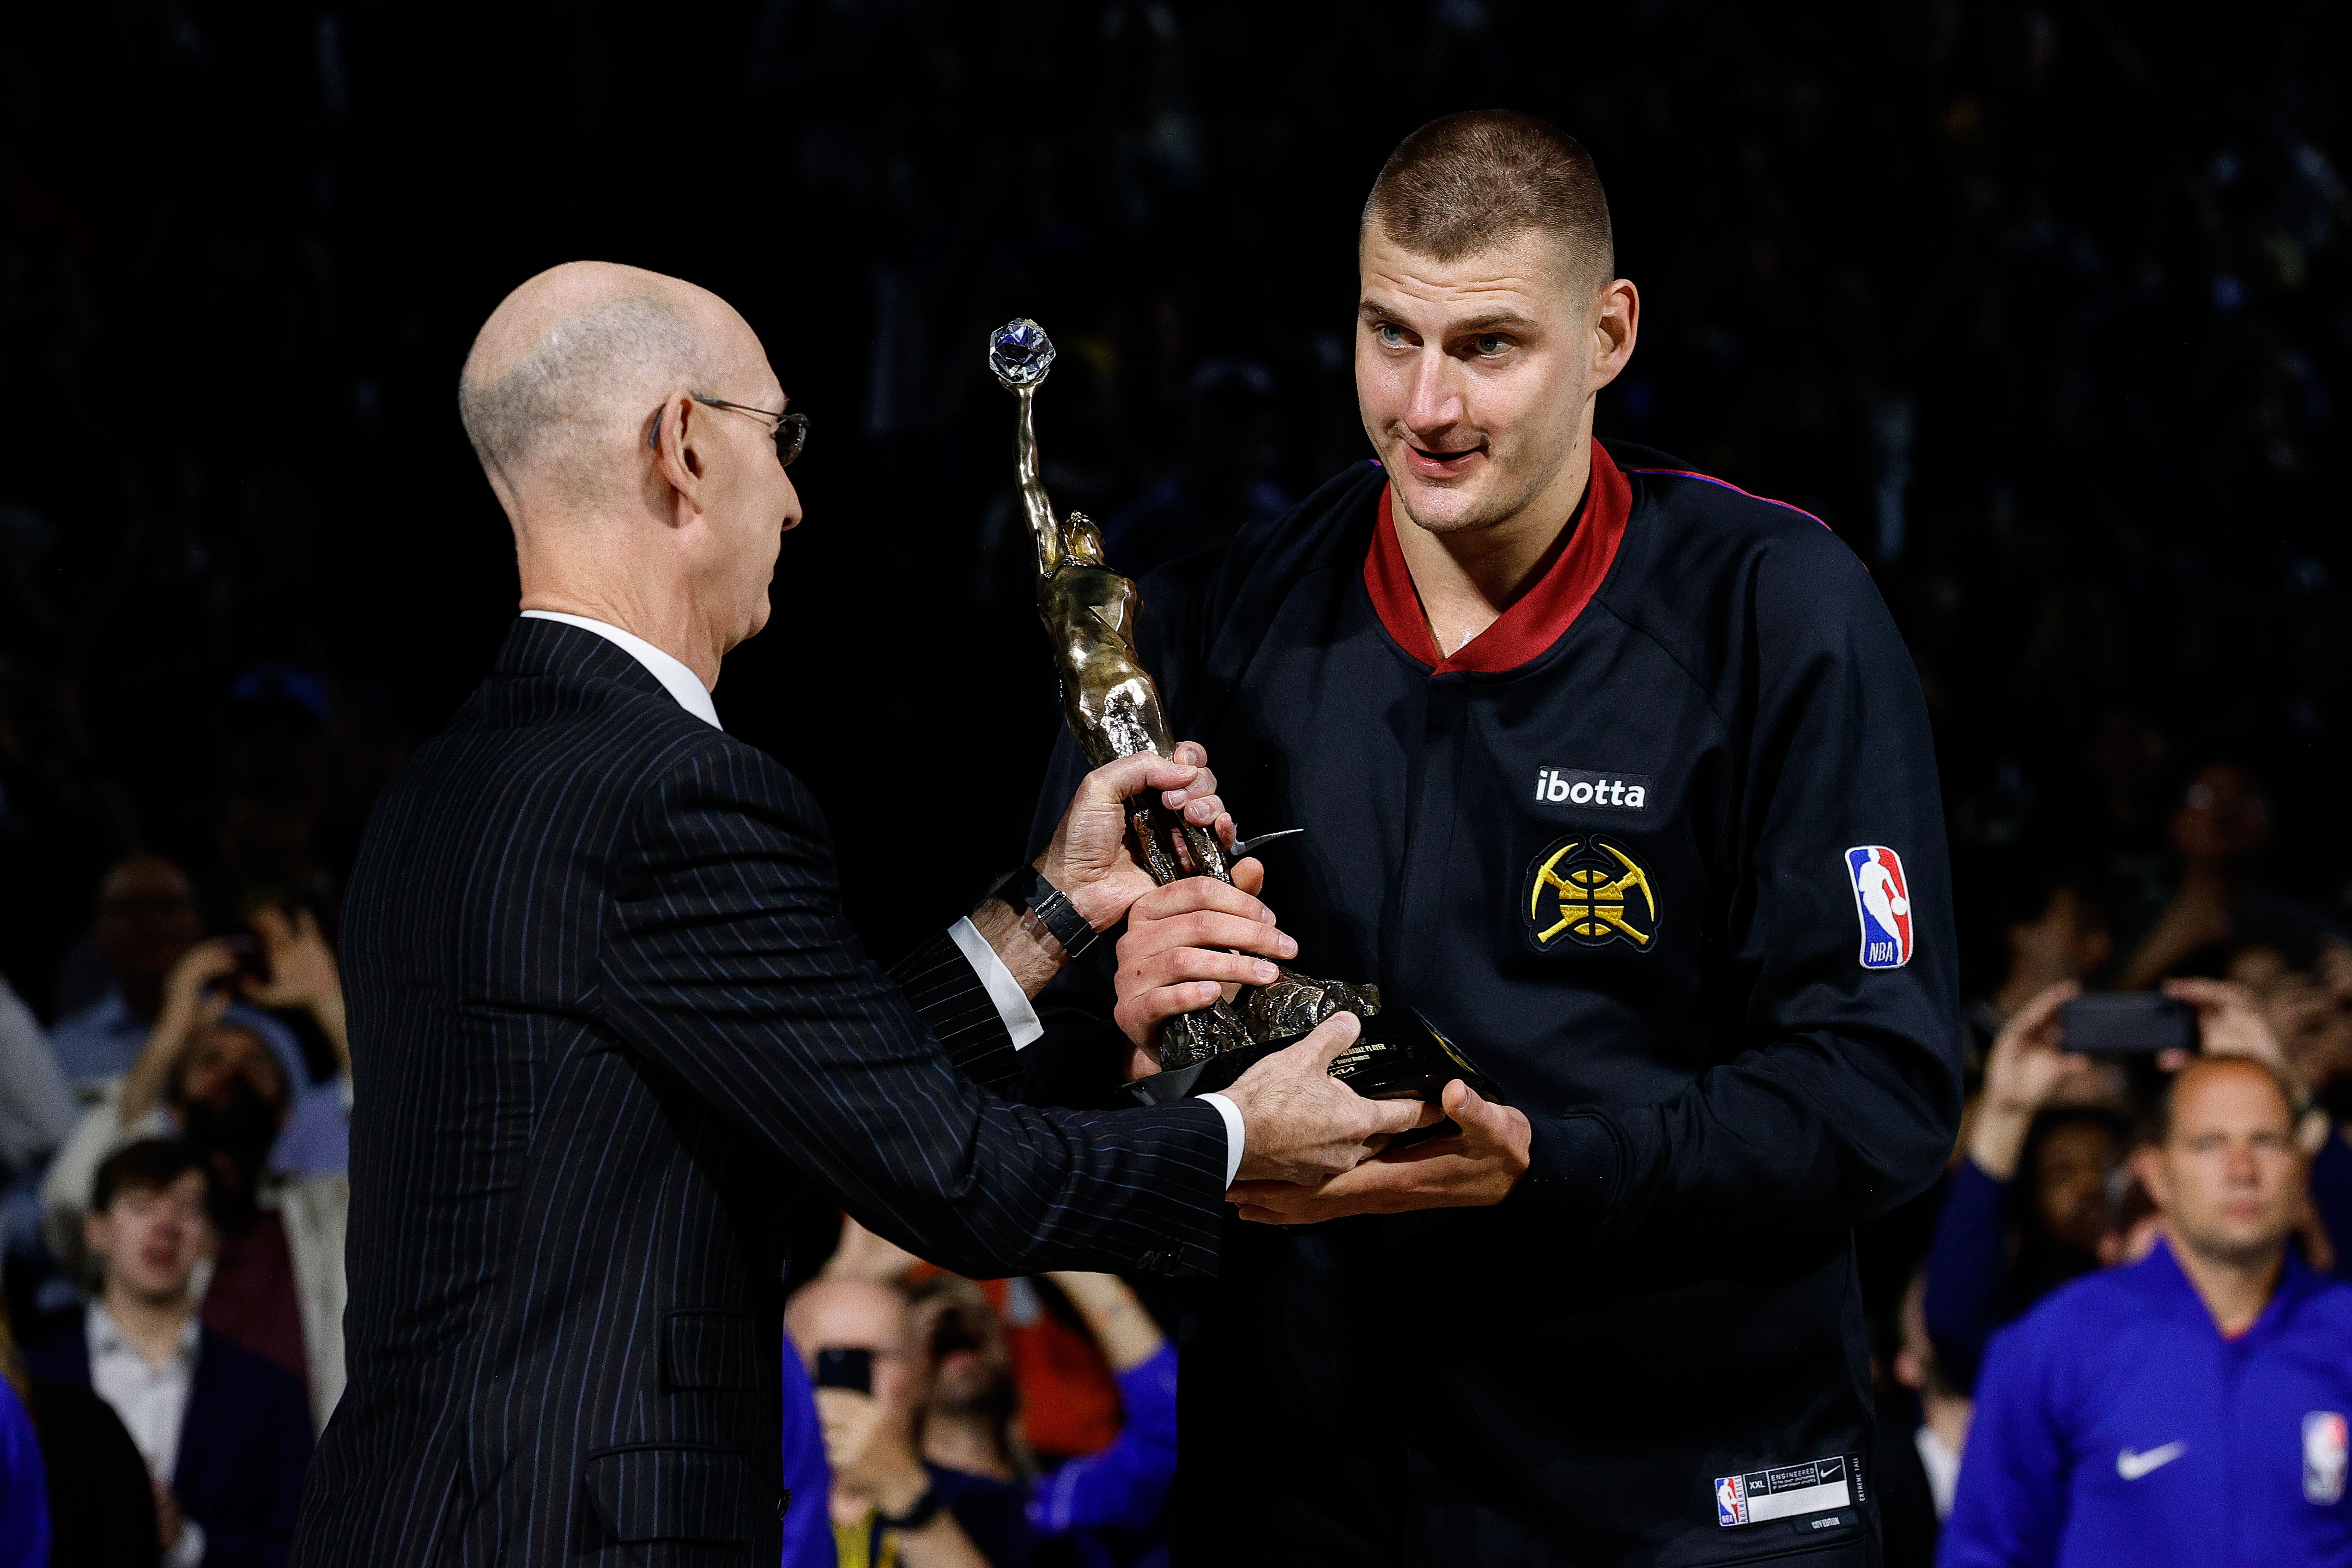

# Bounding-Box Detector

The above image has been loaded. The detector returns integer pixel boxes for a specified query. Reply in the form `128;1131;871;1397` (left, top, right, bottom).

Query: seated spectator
42;915;350;1426
1940;1055;2352;1566
1926;982;2128;1390
788;1276;1008;1568
25;1140;312;1568
47;856;311;1105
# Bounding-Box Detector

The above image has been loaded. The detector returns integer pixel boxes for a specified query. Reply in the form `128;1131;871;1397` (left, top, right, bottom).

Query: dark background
1;0;2346;1012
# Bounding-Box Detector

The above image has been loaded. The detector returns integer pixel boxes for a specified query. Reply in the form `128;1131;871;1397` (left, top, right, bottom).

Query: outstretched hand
1228;1078;1530;1224
1220;1013;1441;1185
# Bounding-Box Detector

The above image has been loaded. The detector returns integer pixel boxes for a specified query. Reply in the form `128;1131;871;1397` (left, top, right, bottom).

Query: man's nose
1402;351;1466;437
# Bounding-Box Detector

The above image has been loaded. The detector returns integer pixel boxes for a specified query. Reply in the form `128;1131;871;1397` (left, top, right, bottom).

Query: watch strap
991;865;1100;957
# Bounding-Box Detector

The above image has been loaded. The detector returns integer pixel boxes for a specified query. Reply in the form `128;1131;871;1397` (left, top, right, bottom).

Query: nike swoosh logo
2117;1441;2187;1480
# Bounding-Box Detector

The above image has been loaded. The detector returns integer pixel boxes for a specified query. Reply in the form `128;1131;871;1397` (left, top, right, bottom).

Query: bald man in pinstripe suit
289;264;1415;1567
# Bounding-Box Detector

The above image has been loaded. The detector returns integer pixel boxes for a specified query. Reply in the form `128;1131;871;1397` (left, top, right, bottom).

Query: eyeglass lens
777;413;808;467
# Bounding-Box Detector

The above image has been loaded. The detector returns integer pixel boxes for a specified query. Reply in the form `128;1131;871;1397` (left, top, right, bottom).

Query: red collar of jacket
1364;439;1631;674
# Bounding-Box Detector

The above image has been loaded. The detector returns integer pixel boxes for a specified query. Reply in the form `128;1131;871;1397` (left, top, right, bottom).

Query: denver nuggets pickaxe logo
1526;837;1659;950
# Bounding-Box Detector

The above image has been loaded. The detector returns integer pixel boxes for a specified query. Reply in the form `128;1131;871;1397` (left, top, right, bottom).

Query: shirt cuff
1198;1092;1245;1187
946;916;1043;1050
166;1517;206;1568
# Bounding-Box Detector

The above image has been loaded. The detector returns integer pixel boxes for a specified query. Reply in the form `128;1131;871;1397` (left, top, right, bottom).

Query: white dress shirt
89;1302;207;1568
517;614;1244;1184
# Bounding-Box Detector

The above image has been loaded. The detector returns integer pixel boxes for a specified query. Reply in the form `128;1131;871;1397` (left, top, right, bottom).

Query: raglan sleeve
597;737;1231;1278
1513;526;1963;1235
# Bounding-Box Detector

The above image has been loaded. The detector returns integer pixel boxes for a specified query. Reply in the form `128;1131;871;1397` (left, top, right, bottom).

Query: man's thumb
1444;1080;1503;1138
1307;1010;1364;1068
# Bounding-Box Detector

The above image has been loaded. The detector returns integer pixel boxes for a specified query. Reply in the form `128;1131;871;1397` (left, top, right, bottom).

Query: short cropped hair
459;292;707;489
1362;110;1614;291
2152;1053;2303;1145
92;1138;210;1216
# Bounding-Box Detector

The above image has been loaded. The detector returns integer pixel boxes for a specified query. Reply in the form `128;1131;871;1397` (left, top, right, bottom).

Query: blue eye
1476;334;1509;356
1377;323;1406;345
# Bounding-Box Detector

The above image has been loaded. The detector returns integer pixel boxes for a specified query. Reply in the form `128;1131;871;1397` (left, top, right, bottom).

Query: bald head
466;261;800;685
459;261;737;505
786;1277;910;1360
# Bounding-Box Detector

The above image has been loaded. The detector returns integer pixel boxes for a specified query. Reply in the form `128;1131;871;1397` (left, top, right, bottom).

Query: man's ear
82;1208;106;1260
649;391;704;522
2131;1143;2168;1211
1588;278;1639;391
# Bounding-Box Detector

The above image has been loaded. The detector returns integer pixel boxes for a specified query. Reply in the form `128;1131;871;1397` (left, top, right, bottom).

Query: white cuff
166;1517;206;1568
946;917;1043;1050
1199;1092;1245;1187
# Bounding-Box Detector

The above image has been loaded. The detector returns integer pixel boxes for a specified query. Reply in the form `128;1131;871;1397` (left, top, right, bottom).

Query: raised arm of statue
988;318;1385;1068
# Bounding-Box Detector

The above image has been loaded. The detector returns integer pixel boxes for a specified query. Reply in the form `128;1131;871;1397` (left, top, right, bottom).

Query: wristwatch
990;864;1101;957
876;1481;944;1532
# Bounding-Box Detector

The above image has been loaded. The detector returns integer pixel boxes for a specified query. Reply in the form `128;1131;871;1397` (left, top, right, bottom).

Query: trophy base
1120;1008;1502;1148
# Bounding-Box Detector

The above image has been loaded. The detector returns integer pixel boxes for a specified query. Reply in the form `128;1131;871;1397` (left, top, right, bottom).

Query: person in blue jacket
1941;1052;2352;1567
0;1374;50;1568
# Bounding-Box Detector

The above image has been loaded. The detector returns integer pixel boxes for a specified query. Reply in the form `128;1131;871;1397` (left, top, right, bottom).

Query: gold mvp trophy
987;318;1497;1110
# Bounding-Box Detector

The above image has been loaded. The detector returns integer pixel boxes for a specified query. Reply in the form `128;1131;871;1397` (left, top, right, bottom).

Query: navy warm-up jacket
1026;440;1963;1567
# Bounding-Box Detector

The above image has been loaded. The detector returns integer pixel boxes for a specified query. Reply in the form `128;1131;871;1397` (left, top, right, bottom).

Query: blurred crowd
0;0;2347;1564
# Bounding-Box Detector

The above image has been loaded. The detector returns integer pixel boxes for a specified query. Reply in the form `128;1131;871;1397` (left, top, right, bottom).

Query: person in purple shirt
779;1329;837;1568
0;1374;51;1568
1941;1053;2352;1567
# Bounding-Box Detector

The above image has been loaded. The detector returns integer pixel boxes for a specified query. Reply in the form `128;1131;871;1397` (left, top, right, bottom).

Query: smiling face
1356;224;1632;542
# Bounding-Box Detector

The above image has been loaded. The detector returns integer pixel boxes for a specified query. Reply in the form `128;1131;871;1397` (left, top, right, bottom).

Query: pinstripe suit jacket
290;619;1227;1567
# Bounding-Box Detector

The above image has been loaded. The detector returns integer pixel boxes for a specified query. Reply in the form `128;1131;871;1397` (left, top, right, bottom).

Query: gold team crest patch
1526;836;1659;951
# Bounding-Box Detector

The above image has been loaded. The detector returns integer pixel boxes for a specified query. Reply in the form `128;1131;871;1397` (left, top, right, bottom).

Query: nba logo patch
1846;846;1914;970
1716;1474;1748;1526
2306;1411;2347;1505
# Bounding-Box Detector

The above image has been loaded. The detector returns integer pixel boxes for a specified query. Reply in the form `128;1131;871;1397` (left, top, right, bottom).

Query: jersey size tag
1716;1454;1855;1526
1845;846;1915;969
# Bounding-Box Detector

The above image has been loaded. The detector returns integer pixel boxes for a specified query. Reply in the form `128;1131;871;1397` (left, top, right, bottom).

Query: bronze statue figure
988;319;1381;1070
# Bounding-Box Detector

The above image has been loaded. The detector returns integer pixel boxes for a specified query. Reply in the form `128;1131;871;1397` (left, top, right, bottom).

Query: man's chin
1392;477;1504;537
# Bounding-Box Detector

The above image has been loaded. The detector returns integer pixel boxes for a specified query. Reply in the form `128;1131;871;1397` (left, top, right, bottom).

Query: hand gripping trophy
988;319;1497;1108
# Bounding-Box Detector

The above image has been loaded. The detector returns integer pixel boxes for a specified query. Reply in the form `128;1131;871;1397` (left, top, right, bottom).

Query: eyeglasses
647;395;810;467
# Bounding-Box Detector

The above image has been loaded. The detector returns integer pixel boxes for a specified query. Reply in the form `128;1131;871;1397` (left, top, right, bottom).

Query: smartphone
812;1346;873;1395
2061;993;2196;1056
222;935;273;990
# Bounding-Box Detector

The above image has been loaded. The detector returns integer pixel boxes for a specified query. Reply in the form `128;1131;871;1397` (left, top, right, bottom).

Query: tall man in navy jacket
1028;112;1962;1563
290;261;1417;1568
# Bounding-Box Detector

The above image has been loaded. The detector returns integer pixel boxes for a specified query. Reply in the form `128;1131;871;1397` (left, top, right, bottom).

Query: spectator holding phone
41;911;352;1427
787;1277;1004;1568
1926;982;2129;1390
1940;1053;2352;1566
